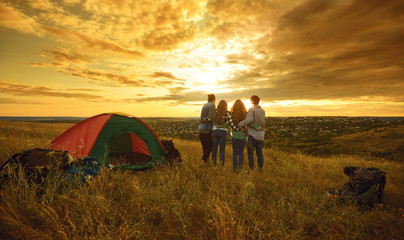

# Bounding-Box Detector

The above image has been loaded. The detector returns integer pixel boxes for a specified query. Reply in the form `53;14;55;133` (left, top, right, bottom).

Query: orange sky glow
0;0;403;117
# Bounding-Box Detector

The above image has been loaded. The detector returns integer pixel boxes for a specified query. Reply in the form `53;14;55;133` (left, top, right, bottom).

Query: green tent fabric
50;113;167;170
90;115;166;170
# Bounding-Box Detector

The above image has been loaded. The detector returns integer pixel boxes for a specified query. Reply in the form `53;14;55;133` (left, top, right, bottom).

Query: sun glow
173;37;249;93
184;67;230;93
225;99;252;110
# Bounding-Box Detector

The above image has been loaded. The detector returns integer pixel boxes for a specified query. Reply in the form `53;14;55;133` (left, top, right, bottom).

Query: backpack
339;167;386;208
0;148;73;184
161;140;182;164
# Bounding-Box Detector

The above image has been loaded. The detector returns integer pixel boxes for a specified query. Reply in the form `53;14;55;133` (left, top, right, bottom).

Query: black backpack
0;148;72;184
339;167;386;208
161;140;182;164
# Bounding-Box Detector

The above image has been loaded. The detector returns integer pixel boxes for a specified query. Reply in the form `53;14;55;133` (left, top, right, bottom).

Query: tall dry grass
0;121;403;239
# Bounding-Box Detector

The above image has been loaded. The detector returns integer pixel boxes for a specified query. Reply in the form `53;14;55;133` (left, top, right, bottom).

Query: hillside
0;121;403;239
331;125;404;161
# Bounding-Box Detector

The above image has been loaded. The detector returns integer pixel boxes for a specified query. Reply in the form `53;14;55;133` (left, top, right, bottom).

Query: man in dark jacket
198;94;216;162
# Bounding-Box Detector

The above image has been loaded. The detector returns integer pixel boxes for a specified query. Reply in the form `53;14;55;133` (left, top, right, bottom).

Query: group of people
198;94;266;171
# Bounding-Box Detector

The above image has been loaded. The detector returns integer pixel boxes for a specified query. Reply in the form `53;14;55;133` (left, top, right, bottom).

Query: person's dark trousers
199;131;212;162
232;138;245;171
247;136;264;170
211;130;227;166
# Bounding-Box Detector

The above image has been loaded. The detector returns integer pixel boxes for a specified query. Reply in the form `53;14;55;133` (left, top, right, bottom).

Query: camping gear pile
325;167;386;208
0;113;182;186
0;148;102;185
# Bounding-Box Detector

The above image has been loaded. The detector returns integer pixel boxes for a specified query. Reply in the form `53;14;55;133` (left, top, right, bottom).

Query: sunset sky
1;0;403;117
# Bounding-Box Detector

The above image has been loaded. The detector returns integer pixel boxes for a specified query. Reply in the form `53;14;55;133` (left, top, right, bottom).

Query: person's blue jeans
232;138;245;171
211;129;227;166
247;136;264;170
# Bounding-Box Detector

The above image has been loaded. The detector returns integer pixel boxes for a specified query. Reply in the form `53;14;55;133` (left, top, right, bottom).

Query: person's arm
225;112;241;131
250;123;263;131
208;105;218;123
238;110;253;127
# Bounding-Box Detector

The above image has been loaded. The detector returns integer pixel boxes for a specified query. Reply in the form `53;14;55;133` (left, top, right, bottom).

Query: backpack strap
376;172;387;204
366;167;387;204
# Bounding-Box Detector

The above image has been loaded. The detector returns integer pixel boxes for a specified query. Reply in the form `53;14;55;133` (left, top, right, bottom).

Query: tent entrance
109;132;152;166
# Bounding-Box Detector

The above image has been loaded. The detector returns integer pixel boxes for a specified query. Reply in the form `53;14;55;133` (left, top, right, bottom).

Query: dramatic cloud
41;26;144;58
168;87;190;94
126;90;224;105
0;81;107;101
66;88;100;92
27;0;65;12
220;0;404;102
60;67;186;89
150;72;181;80
125;94;185;103
0;97;42;104
0;2;40;35
35;49;94;66
64;68;149;87
142;27;196;51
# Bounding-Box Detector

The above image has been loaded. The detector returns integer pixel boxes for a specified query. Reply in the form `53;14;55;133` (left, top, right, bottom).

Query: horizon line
1;115;404;119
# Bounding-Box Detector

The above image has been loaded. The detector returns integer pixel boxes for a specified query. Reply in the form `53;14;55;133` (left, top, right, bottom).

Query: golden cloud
27;0;65;12
41;26;144;58
149;72;181;80
0;97;42;104
0;81;107;101
0;2;40;35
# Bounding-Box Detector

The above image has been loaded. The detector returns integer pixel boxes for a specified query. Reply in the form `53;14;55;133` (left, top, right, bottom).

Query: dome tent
49;113;167;170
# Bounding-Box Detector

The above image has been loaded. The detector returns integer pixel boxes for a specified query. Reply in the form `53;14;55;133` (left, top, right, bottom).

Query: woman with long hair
211;100;228;166
211;100;245;167
230;99;247;171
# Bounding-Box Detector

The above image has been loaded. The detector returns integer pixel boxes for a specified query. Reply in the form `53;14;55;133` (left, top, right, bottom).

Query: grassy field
0;121;403;239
